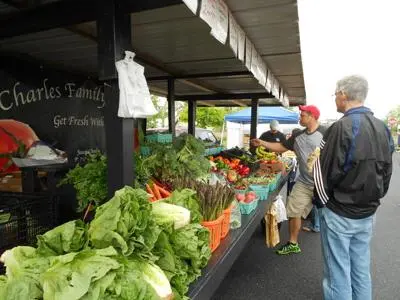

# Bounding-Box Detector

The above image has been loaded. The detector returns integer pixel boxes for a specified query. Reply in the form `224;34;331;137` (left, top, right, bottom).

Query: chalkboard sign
0;55;106;159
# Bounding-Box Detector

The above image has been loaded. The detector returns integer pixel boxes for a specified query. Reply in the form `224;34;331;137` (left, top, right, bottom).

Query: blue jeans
310;205;320;231
320;207;374;300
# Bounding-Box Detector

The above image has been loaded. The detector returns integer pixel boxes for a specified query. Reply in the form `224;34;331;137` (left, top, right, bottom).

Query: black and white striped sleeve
313;123;348;206
313;139;329;205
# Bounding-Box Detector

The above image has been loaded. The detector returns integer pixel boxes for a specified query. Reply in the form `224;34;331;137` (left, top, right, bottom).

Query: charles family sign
0;56;106;156
0;78;105;112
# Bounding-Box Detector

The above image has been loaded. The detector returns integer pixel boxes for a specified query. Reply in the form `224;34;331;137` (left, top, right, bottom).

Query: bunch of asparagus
171;177;235;221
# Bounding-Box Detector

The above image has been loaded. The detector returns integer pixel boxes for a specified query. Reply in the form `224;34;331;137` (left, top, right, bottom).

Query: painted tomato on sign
0;119;39;173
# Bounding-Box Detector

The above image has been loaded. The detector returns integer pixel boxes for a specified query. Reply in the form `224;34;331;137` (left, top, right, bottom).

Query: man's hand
251;139;263;147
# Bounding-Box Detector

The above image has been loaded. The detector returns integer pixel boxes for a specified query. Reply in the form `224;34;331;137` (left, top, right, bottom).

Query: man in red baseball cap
251;103;326;255
299;105;320;120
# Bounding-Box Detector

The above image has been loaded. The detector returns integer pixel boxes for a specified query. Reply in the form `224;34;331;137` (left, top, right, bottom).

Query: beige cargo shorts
286;181;314;219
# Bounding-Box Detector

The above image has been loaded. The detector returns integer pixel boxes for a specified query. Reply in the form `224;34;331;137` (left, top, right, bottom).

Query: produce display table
188;170;291;299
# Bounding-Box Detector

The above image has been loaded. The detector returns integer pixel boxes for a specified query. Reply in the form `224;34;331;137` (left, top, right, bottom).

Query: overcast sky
297;0;400;120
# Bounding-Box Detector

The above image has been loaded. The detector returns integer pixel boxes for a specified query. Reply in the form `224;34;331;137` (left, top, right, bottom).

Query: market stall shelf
188;170;291;300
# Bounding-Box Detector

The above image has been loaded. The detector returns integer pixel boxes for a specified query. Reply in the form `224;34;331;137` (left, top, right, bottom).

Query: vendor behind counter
259;120;286;144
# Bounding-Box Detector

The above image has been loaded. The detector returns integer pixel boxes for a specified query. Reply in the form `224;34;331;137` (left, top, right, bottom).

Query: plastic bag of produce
265;203;280;248
230;200;241;229
274;194;287;223
307;147;320;174
208;172;223;185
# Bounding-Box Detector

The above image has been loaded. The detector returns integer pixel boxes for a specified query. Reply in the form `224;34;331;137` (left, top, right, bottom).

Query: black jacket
313;107;394;219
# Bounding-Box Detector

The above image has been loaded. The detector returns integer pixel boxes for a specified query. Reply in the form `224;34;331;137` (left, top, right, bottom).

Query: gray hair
336;75;369;102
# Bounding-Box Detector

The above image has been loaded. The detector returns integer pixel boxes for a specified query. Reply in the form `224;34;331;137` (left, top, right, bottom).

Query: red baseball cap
299;105;320;120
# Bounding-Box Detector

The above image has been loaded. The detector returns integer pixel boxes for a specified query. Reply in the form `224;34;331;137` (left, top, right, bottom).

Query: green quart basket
145;133;172;144
269;180;277;192
239;197;259;215
275;172;282;182
249;184;270;201
204;147;224;156
234;188;247;195
140;146;151;156
269;172;282;191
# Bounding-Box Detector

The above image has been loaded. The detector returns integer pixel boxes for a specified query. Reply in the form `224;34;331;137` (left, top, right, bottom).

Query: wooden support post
97;0;134;197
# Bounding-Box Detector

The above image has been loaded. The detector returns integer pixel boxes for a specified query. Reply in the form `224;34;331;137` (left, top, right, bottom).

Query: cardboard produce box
0;171;47;192
259;161;286;174
0;172;22;192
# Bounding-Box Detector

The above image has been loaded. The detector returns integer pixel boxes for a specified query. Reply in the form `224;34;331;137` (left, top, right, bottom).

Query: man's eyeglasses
332;90;344;97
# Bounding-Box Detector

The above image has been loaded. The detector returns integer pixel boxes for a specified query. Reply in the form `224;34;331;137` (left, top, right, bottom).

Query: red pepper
238;166;250;176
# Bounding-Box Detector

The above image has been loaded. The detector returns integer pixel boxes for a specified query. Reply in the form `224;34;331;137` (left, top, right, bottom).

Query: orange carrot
146;184;154;197
158;186;171;197
153;184;162;200
83;202;93;222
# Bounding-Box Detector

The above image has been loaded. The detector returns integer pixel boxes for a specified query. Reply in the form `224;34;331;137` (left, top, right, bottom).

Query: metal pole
220;120;225;147
188;100;197;135
250;98;259;149
168;78;176;137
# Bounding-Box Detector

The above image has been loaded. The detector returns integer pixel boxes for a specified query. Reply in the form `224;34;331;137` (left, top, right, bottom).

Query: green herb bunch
143;134;210;185
59;150;108;212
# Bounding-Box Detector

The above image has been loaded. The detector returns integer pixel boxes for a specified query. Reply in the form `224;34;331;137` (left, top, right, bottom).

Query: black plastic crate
0;192;59;255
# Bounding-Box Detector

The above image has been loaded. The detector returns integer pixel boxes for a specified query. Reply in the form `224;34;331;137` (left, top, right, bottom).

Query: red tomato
247;191;256;198
0;120;39;173
235;193;245;202
245;192;256;203
244;197;253;203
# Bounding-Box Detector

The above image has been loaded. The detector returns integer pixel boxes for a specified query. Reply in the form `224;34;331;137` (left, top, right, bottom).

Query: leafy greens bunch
59;150;108;212
0;186;211;300
143;134;211;185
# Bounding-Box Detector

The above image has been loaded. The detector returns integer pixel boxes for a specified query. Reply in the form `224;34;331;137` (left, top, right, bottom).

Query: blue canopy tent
224;107;299;124
222;107;299;148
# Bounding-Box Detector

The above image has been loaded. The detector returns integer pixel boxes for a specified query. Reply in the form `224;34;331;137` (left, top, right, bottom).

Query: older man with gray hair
313;75;394;300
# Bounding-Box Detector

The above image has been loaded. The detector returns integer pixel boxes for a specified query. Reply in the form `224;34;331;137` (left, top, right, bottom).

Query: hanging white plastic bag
274;194;287;223
115;51;157;118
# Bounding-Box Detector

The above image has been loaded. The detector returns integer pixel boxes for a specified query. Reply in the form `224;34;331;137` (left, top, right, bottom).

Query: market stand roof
0;0;306;107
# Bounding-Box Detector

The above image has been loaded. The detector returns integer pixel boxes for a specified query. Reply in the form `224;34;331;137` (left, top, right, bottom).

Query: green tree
147;95;168;128
179;107;240;128
385;105;400;134
147;96;187;128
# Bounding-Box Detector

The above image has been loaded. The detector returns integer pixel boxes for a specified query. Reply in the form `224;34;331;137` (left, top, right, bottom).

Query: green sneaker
276;242;301;255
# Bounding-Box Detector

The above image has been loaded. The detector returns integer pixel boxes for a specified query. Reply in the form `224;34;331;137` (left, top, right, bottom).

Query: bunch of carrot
146;180;171;202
